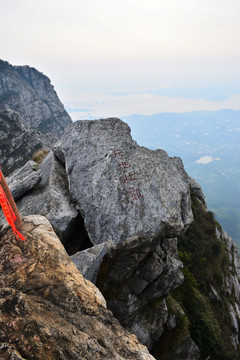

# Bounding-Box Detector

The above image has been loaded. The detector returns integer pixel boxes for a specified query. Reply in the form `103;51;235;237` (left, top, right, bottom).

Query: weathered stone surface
188;176;206;205
0;117;193;350
54;118;192;346
130;300;168;348
52;140;66;165
0;60;72;139
97;236;183;347
173;336;201;360
221;228;240;301
0;109;47;176
229;303;239;350
0;215;155;360
208;284;221;302
0;344;26;359
6;160;42;200
62;118;193;245
71;243;107;284
151;296;201;360
0;116;196;353
12;152;79;245
216;226;240;349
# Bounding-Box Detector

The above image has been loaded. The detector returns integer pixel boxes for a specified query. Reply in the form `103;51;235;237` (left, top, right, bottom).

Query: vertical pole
0;170;23;229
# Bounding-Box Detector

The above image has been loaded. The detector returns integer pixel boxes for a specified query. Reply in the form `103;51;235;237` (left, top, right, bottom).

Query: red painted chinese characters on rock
111;149;144;201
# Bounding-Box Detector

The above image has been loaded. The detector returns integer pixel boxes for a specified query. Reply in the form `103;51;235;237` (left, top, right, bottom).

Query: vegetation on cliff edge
152;192;239;360
174;192;239;359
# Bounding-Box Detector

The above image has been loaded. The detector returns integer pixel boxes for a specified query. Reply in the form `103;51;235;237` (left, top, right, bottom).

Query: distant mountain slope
0;59;72;139
124;109;240;248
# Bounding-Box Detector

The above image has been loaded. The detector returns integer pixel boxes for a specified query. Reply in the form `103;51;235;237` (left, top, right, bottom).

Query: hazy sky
1;0;240;119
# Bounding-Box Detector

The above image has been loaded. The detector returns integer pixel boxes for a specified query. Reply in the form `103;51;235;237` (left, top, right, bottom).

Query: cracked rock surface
61;118;193;245
59;118;193;346
0;215;155;360
1;117;194;349
0;109;45;176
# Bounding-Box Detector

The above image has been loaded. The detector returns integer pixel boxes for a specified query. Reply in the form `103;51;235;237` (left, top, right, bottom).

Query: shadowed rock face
0;110;46;176
8;152;79;245
96;235;184;348
0;60;72;139
0;215;155;360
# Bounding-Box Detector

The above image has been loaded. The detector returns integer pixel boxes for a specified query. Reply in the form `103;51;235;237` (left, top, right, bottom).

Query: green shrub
31;149;49;164
172;192;239;359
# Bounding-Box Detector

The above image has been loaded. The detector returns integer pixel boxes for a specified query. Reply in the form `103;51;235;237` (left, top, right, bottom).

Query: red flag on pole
0;171;25;241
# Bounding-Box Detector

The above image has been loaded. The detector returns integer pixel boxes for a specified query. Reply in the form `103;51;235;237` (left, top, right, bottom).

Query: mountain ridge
0;59;72;138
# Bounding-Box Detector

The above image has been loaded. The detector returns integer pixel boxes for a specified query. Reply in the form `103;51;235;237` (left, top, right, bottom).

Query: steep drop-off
152;190;240;359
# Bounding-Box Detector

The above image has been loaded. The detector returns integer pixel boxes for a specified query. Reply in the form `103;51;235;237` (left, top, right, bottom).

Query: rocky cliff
1;118;198;357
0;59;72;139
0;109;50;176
0;215;154;360
152;189;240;360
1;117;240;359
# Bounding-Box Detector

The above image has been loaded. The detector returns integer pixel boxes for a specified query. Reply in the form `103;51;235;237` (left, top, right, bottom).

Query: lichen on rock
0;215;155;360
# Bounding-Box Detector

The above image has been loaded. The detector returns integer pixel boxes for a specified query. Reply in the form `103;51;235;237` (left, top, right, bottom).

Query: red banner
0;172;25;241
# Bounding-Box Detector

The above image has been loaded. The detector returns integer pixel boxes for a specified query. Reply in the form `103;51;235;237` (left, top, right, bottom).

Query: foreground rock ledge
0;215;155;360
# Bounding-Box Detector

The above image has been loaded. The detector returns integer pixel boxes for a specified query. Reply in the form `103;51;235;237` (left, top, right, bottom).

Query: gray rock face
1;117;195;351
216;226;240;349
0;59;72;139
11;152;79;244
188;176;206;205
130;299;168;348
97;236;183;347
0;109;47;175
57;118;193;346
6;160;42;200
0;215;155;360
71;243;107;284
62;118;193;245
173;336;201;360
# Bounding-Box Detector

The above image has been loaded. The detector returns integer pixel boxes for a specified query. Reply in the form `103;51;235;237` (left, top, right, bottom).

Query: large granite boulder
71;243;107;284
58;118;193;346
6;160;42;200
61;118;193;244
0;215;155;360
9;152;80;248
